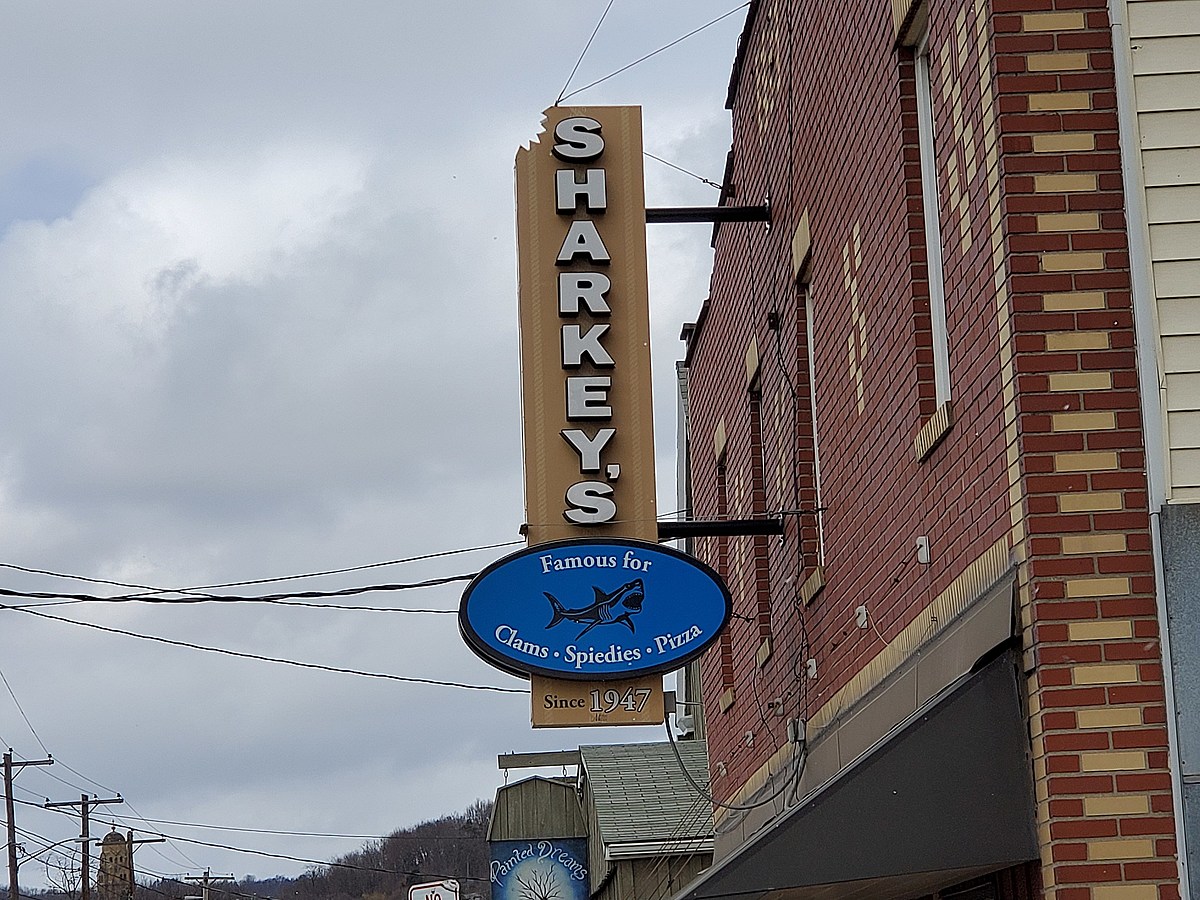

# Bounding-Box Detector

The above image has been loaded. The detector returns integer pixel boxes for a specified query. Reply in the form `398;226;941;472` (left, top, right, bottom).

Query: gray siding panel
1154;260;1200;297
1160;299;1200;336
1135;72;1200;110
1140;110;1200;149
1132;35;1200;74
1147;184;1200;222
1143;147;1200;186
1129;0;1200;37
1148;222;1200;259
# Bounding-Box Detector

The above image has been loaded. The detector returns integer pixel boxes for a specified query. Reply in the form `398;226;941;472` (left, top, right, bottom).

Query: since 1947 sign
459;539;731;681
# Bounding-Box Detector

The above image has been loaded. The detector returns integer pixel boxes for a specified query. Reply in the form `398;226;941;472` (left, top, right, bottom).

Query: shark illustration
544;578;646;640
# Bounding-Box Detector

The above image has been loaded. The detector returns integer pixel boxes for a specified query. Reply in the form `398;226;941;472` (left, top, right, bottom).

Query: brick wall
994;2;1180;896
689;0;1012;813
684;0;1182;896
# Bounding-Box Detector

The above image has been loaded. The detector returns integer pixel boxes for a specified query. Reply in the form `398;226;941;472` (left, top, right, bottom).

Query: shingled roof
579;741;713;848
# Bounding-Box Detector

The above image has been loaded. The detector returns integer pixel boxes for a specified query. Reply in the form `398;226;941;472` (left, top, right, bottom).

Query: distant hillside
283;800;493;900
28;801;493;900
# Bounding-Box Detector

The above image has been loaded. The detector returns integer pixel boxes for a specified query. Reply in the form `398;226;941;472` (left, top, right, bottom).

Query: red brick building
674;1;1189;897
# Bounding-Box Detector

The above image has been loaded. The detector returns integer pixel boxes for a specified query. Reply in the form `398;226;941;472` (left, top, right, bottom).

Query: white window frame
914;34;951;406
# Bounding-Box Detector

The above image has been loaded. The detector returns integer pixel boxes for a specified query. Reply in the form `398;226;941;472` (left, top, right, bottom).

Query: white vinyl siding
1128;0;1200;499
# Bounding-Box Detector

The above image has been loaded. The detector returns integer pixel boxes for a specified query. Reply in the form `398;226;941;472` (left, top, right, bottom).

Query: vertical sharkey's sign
515;106;657;545
514;106;660;727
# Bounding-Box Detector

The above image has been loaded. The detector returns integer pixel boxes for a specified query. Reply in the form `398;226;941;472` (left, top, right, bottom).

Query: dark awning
677;650;1038;900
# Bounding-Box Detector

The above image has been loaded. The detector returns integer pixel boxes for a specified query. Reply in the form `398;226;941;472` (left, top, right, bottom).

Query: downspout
1106;0;1191;892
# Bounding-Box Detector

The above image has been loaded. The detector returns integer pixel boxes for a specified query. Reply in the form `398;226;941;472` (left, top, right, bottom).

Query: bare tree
514;868;561;900
43;849;83;900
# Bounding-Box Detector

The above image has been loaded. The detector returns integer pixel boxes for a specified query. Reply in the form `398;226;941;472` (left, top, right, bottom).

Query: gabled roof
579;741;712;852
487;775;586;842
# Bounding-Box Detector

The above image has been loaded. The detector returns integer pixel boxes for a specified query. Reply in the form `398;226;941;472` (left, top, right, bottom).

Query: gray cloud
0;0;740;884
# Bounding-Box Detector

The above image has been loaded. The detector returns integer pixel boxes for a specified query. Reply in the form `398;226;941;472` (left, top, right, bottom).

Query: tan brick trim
1059;490;1122;512
1065;576;1130;598
1055;451;1118;472
718;687;735;713
1033;133;1095;153
756;636;773;669
745;337;761;386
891;0;927;45
1088;838;1154;859
1034;173;1097;193
914;400;954;460
1046;331;1110;351
799;566;825;605
1026;52;1089;72
1037;212;1099;232
791;210;811;279
1042;290;1105;310
1023;11;1085;30
1068;620;1132;641
715;538;1013;821
1094;886;1157;900
1084;794;1149;816
1028;91;1091;111
808;537;1012;734
1048;372;1111;392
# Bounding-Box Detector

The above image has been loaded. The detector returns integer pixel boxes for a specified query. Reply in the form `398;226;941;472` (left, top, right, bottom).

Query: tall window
748;381;772;638
803;284;826;566
716;457;734;693
914;35;951;406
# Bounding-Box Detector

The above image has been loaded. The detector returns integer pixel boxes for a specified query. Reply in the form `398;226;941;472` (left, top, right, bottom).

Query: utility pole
92;826;165;900
185;868;234;900
3;749;54;900
45;793;123;900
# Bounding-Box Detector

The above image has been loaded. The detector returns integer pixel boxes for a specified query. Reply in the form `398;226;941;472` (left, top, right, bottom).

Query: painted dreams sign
515;107;657;544
459;539;731;680
490;839;588;900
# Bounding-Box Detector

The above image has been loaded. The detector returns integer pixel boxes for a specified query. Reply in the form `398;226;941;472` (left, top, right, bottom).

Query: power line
556;0;616;105
559;3;750;102
1;596;458;613
100;817;394;840
19;796;477;844
42;758;115;798
643;152;722;189
14;798;466;844
661;713;804;812
101;796;204;871
0;573;474;607
0;539;521;597
3;606;527;695
134;830;492;885
0;667;51;756
13;802;495;889
16;783;188;876
9;753;141;828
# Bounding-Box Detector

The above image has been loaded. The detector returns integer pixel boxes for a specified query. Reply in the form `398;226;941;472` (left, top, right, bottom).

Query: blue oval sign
459;538;731;680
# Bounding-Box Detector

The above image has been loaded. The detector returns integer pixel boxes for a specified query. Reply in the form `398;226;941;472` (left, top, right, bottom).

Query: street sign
409;880;459;900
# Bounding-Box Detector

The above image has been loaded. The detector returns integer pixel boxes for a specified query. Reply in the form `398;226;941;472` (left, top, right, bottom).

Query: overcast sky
0;1;744;890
